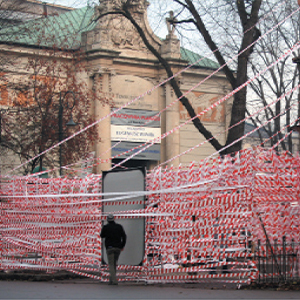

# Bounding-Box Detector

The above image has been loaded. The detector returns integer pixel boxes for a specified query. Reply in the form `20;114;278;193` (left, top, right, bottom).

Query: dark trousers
106;247;121;284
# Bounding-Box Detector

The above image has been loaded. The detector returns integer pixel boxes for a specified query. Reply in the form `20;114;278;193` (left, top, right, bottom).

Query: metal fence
254;237;300;284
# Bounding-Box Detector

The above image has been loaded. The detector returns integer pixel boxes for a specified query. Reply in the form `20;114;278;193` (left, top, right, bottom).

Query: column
93;71;111;172
165;82;180;167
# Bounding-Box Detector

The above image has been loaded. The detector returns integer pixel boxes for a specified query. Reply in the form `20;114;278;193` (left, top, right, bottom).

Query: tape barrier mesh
1;147;299;284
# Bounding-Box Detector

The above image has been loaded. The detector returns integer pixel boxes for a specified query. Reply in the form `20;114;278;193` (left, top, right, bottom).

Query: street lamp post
58;91;77;176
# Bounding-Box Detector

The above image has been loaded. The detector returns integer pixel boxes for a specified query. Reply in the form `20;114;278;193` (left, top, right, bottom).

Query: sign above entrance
111;108;160;128
111;125;161;144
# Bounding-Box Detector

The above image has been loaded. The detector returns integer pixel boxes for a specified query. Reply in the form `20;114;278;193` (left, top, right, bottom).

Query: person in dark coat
100;214;126;285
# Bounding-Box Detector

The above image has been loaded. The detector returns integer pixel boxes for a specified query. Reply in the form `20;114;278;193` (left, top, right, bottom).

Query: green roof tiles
180;48;219;69
0;6;95;49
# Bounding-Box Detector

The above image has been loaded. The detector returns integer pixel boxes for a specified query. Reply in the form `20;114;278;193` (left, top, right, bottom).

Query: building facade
0;1;232;176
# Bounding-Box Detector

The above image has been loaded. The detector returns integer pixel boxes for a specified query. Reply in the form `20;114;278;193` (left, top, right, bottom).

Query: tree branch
184;0;237;88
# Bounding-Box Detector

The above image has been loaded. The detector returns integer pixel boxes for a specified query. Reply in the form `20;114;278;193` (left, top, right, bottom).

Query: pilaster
165;82;180;167
91;68;113;173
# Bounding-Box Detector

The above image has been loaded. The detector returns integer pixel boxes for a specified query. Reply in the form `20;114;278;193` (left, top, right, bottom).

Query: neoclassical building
0;0;232;176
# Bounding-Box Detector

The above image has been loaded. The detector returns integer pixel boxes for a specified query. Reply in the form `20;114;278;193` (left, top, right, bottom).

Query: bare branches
247;0;300;153
184;0;237;89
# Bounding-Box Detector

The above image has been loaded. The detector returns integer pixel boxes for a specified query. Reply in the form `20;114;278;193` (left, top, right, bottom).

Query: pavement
1;278;300;300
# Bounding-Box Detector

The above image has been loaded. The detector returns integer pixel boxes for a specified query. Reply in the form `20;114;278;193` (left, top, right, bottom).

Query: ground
1;270;300;291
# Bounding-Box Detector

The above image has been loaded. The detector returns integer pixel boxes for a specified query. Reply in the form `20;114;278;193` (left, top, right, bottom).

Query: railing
254;237;300;284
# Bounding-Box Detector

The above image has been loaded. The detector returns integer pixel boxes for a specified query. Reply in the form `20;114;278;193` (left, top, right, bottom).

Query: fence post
283;236;286;282
257;239;261;283
274;239;277;283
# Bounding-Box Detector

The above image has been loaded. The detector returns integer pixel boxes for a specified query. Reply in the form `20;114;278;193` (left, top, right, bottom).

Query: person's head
107;214;115;223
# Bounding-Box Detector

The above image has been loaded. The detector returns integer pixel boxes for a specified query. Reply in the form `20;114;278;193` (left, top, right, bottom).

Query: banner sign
111;125;161;144
111;108;160;128
111;141;160;161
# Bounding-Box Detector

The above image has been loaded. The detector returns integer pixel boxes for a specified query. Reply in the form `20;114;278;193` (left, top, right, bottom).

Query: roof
0;6;95;49
181;48;219;69
0;6;219;69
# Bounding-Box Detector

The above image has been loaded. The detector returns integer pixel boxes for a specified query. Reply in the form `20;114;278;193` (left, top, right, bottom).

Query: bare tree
0;0;36;175
247;0;300;153
1;48;100;176
0;2;101;175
